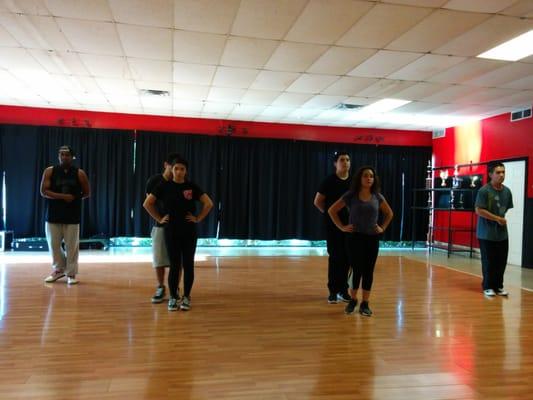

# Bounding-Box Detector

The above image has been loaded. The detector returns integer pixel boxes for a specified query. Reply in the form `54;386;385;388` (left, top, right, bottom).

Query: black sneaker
359;301;373;317
344;299;358;314
337;292;351;303
151;286;165;303
180;296;191;311
167;297;179;311
327;294;337;304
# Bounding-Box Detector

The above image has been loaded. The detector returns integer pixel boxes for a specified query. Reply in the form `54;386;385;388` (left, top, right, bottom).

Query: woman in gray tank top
328;166;393;317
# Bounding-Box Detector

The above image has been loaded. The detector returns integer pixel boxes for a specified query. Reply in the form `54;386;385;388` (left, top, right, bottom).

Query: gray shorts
151;226;170;268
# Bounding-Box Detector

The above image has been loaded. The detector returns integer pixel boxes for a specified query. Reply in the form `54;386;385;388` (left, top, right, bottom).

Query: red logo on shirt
183;190;193;200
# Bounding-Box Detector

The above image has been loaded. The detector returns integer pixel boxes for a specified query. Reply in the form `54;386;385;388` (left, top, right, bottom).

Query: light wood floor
0;253;532;400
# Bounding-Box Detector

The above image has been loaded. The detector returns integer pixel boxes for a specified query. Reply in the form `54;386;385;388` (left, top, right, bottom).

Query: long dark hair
350;165;381;194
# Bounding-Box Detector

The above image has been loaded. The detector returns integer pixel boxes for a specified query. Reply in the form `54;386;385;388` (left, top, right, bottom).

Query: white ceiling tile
427;58;506;84
45;0;113;20
173;63;216;85
285;108;321;120
421;84;481;103
230;104;265;116
105;93;142;107
387;101;439;113
27;49;73;74
486;90;533;107
500;0;533;17
355;79;417;98
128;58;172;82
53;51;90;76
286;74;339;94
385;9;490;53
500;75;533;90
321;76;378;96
75;76;102;93
220;36;279;69
391;82;451;101
443;0;518;13
112;105;144;114
337;3;433;49
117;24;172;60
231;0;307;39
347;50;422;78
207;87;246;102
343;96;374;105
265;42;328;72
109;0;173;27
250;71;300;91
285;0;374;45
307;47;376;75
173;83;210;100
173;99;204;112
2;0;50;15
0;24;17;46
173;30;226;65
0;47;43;71
434;15;533;57
271;92;313;107
388;54;466;80
56;18;123;56
457;87;520;104
302;94;347;109
256;106;292;119
96;77;137;95
79;54;130;79
465;62;533;87
0;13;66;49
0;70;26;91
139;95;172;109
212;66;260;88
240;90;282;105
174;0;240;34
380;0;448;6
202;101;235;114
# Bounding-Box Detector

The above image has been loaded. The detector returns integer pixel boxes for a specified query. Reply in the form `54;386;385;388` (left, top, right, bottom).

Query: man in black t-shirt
145;153;181;303
314;152;351;304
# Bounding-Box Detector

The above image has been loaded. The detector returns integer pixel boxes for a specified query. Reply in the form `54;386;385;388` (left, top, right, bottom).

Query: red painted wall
433;112;533;197
0;105;431;147
432;110;533;248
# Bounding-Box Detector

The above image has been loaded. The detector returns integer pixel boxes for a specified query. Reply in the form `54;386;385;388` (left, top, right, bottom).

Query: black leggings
346;233;380;292
164;224;197;298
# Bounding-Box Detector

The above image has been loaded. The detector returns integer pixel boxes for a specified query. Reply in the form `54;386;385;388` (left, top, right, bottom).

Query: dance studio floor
0;248;532;399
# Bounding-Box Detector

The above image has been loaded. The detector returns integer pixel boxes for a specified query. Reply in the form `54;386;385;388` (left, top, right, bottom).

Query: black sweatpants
326;228;350;295
478;238;508;291
346;232;380;292
164;224;198;298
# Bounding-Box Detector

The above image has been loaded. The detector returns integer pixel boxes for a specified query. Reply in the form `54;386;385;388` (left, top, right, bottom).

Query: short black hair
170;155;189;169
488;162;505;174
165;152;183;164
58;145;74;156
333;151;350;162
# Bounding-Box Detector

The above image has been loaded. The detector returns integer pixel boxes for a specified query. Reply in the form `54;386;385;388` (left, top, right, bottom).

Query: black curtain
0;125;40;236
0;125;134;238
218;137;430;241
33;127;135;237
133;131;219;238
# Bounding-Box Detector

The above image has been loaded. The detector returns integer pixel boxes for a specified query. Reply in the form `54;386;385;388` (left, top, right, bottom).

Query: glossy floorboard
0;254;531;400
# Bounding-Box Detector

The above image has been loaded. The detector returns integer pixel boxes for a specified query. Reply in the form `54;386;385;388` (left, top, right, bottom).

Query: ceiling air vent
510;106;532;122
139;89;170;96
334;103;364;110
432;128;445;139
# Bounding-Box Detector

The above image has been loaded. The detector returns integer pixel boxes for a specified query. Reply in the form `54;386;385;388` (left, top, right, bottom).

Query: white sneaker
67;276;78;285
483;289;496;297
44;271;65;283
496;288;508;296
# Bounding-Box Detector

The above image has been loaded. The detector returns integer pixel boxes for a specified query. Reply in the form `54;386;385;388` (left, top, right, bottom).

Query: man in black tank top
41;145;90;284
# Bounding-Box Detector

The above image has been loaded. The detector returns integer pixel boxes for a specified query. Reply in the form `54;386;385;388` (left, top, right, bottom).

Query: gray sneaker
168;297;179;311
180;296;191;311
151;286;165;303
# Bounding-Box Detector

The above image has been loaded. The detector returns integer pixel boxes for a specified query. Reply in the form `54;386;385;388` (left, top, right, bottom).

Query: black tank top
46;165;82;224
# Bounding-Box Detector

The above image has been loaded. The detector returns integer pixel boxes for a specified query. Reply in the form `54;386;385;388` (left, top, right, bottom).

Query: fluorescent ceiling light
477;30;533;61
360;98;411;113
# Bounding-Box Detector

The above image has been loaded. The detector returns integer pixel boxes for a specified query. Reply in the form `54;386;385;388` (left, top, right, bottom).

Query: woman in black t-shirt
143;156;213;311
